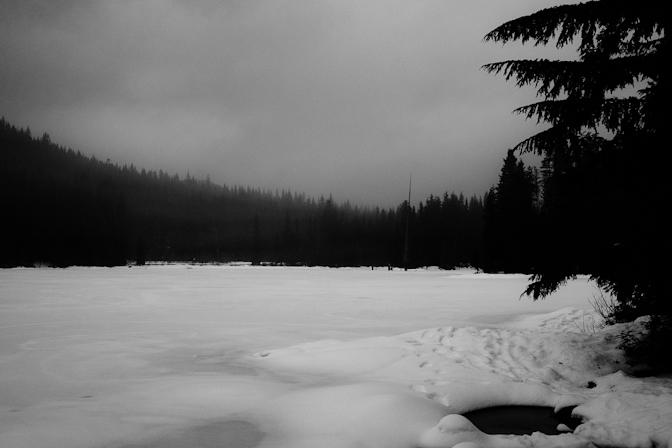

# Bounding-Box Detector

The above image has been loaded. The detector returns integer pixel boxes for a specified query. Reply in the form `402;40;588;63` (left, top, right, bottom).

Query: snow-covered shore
255;308;672;447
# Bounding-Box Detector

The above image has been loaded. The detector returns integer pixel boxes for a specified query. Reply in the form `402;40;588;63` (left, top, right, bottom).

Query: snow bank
254;382;593;448
256;308;624;412
257;383;448;448
256;308;672;448
572;371;672;448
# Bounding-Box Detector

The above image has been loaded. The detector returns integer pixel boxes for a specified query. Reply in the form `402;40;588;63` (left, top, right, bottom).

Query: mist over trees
1;118;485;269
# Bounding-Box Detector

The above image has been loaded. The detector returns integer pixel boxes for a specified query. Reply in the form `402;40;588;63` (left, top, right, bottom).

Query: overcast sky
0;0;578;206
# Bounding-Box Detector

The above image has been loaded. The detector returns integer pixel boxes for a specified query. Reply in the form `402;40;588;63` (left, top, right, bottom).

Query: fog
0;0;578;205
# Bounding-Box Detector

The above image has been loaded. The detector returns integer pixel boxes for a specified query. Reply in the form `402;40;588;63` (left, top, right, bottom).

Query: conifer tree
484;1;669;353
483;150;538;273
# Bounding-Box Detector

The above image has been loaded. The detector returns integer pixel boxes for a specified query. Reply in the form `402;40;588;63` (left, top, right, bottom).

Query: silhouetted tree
483;150;538;273
485;1;670;366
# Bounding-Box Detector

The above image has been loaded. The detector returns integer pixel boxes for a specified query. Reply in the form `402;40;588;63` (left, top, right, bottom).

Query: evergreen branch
620;37;664;57
483;56;652;99
513;126;608;156
514;97;644;132
524;274;573;300
484;1;663;52
513;127;569;155
601;98;646;132
514;99;600;125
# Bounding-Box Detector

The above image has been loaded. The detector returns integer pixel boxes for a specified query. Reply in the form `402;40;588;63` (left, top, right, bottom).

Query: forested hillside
1;118;486;268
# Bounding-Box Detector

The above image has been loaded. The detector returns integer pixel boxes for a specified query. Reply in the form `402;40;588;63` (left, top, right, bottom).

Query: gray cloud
0;0;576;205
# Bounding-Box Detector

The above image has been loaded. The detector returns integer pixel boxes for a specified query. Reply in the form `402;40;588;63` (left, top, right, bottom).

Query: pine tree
483;150;538;273
484;0;670;363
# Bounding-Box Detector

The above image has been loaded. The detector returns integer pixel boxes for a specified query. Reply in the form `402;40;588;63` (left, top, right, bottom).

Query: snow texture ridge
257;307;672;448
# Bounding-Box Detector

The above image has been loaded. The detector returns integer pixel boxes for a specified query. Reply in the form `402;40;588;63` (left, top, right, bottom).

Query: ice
1;266;669;448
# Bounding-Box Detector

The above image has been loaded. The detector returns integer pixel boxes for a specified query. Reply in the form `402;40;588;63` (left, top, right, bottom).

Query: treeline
1;118;488;268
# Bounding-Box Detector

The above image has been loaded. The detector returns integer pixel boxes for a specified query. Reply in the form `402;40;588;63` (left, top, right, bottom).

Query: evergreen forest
1;118;497;269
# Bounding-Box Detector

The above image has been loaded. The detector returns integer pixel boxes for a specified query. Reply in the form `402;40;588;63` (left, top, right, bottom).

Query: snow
572;371;672;447
1;266;670;448
256;308;623;410
259;382;449;448
258;308;672;447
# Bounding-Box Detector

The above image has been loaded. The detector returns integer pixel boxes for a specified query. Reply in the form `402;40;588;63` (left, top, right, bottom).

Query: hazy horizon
0;0;578;207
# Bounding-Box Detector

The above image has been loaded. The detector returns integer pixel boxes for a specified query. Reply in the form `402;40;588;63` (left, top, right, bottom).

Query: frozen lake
0;266;594;448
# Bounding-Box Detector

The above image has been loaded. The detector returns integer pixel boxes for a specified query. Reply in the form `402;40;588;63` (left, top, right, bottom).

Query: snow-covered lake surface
1;266;669;448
